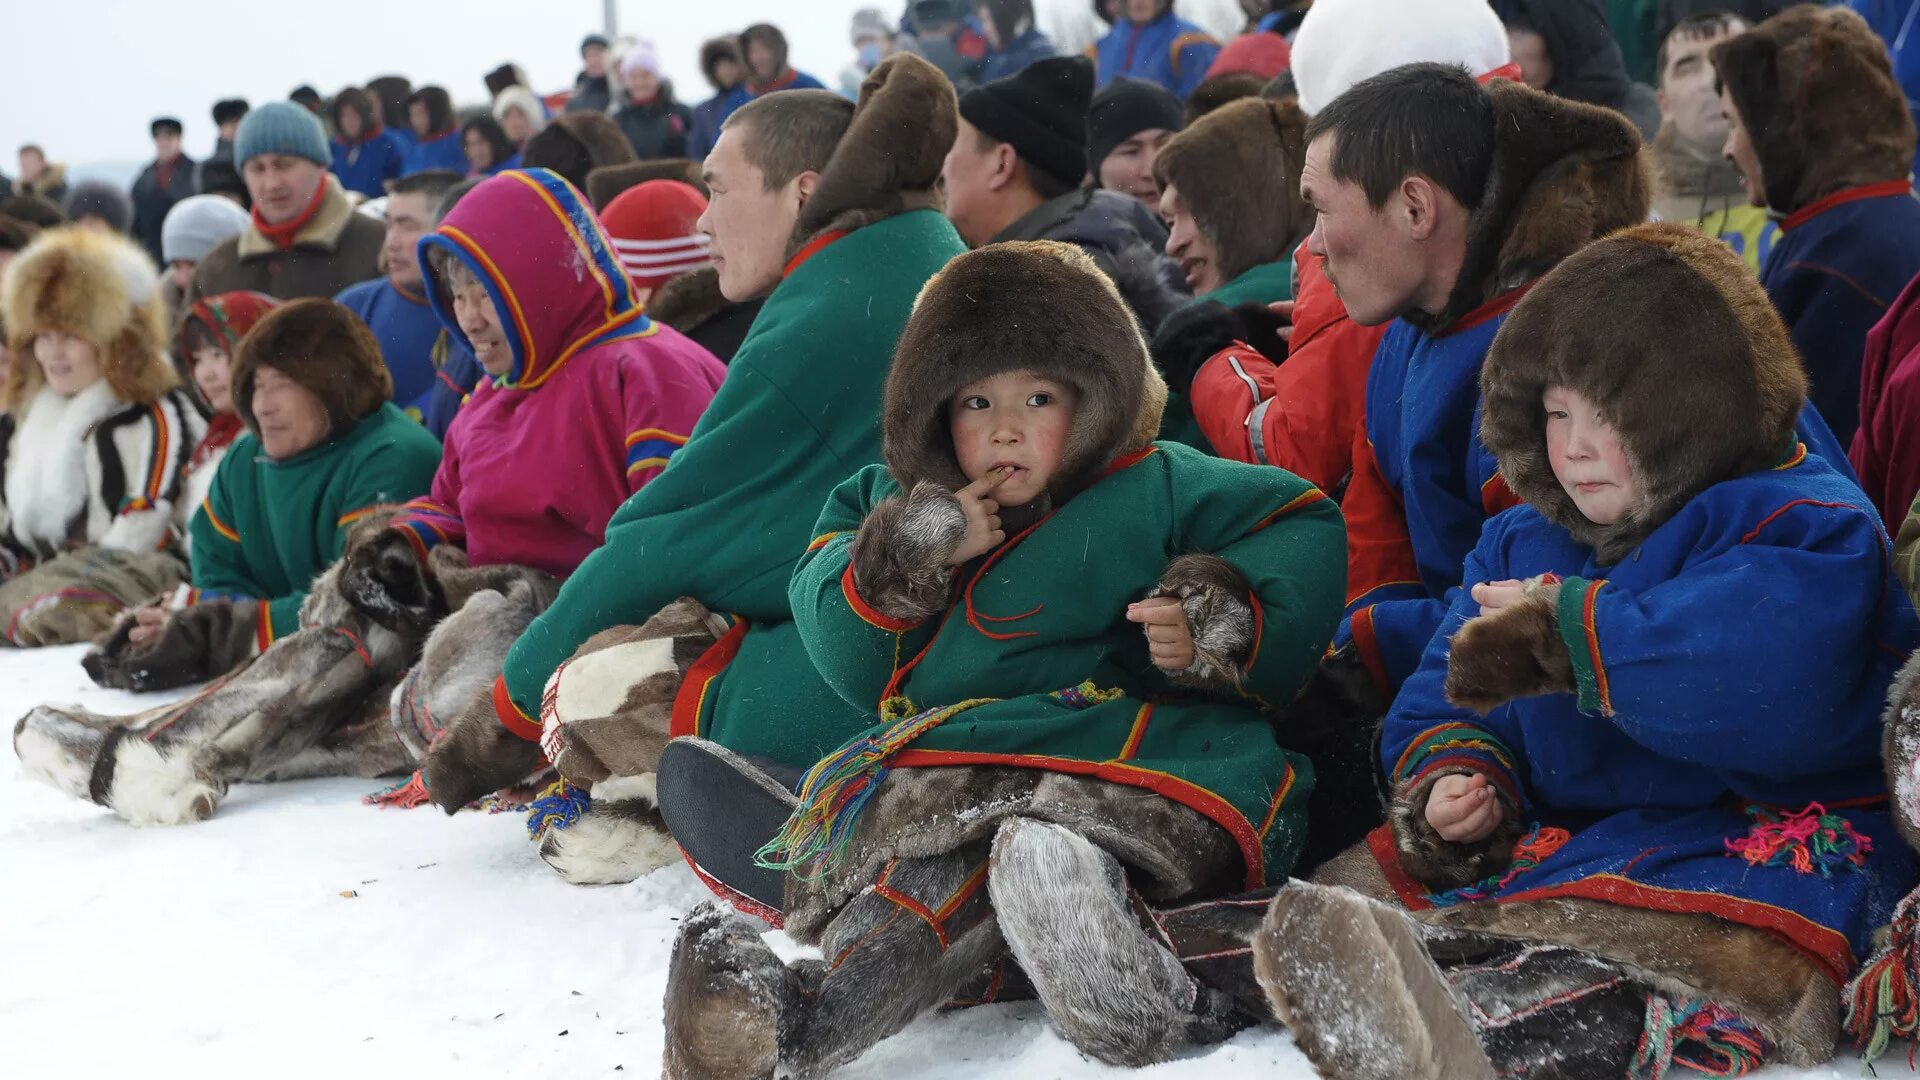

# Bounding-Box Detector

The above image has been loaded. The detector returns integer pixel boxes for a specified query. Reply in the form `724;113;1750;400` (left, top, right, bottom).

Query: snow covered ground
0;645;1891;1077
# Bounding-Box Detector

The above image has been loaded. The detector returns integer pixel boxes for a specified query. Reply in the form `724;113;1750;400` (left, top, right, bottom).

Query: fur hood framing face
0;226;175;416
1479;223;1807;563
1153;96;1313;286
883;241;1166;504
1711;5;1916;216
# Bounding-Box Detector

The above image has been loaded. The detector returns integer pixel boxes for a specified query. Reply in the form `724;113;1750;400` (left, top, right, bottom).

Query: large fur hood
1479;222;1807;563
1152;96;1312;286
787;52;955;260
1;226;175;416
1414;79;1649;333
882;241;1166;504
1711;5;1915;216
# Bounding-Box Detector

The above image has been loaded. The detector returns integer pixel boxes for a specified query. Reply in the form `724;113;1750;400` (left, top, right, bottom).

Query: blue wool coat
1337;290;1855;697
400;130;467;177
1091;12;1220;99
1761;183;1920;447
980;27;1058;83
330;131;404;199
1375;451;1920;984
334;277;443;416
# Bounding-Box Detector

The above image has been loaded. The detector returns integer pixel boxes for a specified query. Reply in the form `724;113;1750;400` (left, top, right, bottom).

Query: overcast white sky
0;1;1244;182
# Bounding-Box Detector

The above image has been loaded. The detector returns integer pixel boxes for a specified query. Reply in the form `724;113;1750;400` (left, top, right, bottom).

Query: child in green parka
661;241;1348;1079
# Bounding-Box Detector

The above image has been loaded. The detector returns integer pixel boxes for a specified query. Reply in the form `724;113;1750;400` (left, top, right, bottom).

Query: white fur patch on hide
108;736;224;827
12;707;96;799
552;638;677;722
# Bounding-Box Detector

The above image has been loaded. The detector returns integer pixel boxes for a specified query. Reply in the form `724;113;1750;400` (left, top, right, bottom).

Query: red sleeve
1190;344;1276;466
1343;427;1420;609
619;345;724;495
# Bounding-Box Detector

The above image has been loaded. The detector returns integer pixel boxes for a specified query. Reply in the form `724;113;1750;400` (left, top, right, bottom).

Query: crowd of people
11;0;1920;1076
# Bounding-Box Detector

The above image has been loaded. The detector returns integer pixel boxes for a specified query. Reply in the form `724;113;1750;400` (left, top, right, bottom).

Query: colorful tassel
755;695;998;879
1845;889;1920;1062
1426;825;1571;908
1052;681;1126;710
525;779;592;841
364;770;432;809
1725;802;1871;878
1631;994;1768;1079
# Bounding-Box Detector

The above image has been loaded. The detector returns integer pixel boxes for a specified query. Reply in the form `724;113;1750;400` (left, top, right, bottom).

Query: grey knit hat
161;194;251;263
234;101;331;168
62;181;135;233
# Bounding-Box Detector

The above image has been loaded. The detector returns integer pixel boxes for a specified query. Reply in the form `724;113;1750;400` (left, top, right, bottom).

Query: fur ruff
1;226;175;415
645;266;728;334
1440;575;1573;713
1147;552;1256;692
1884;649;1920;853
1152;97;1312;285
5;381;119;550
846;481;968;626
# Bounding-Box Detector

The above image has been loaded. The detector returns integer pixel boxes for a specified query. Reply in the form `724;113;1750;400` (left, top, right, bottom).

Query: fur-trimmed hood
1;226;175;416
787;52;955;260
882;240;1165;505
1414;79;1649;333
1153;96;1311;286
1479;222;1807;563
1711;5;1916;216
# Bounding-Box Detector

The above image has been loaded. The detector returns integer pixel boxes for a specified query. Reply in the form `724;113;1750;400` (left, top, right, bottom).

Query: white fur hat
1291;0;1513;115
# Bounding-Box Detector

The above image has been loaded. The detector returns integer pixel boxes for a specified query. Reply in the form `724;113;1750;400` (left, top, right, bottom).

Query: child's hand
1424;772;1507;843
1470;579;1526;613
946;467;1010;566
1128;596;1196;672
127;603;171;645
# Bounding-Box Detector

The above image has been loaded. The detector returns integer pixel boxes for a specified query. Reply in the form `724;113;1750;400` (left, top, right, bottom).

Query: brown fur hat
883;241;1166;503
1;226;174;415
231;297;393;435
1479;223;1807;563
521;112;637;194
789;52;957;258
585;158;706;210
1421;79;1649;332
1153;97;1312;286
1711;5;1915;215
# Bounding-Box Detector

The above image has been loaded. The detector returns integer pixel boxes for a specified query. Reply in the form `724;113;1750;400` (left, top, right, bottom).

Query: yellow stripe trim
202;499;240;543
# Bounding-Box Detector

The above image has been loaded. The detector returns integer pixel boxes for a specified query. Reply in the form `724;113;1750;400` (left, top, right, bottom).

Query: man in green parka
400;55;975;884
85;298;442;692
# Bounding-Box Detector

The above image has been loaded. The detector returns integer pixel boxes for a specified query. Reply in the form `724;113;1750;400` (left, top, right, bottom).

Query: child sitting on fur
1252;223;1920;1078
661;241;1347;1078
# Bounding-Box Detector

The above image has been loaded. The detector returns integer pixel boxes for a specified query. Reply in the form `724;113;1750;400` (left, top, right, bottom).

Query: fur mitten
83;599;260;692
1389;769;1527;893
1147;553;1257;691
1149;299;1289;395
339;527;445;638
847;481;966;626
1442;576;1574;714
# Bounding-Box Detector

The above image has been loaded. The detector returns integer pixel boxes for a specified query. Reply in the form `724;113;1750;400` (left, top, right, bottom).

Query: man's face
243;155;326;225
584;44;609;78
18;148;44;179
1659;25;1739;151
1718;85;1764;206
699;125;806;301
1300;133;1428;327
1097;128;1173;215
383;193;434;292
941;120;1003;248
1160;183;1223;294
746;40;778;83
155;131;182;161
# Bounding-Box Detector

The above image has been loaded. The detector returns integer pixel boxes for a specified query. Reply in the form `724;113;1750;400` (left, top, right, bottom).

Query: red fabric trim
1253;488;1329;532
1782;180;1916;233
669;617;750;739
1347;605;1392;700
1105;446;1158;475
680;847;785;929
782;229;848;278
1444;282;1535;336
1478;61;1524;84
255;599;275;652
1368;823;1438;911
840;563;923;632
493;675;542;742
250;177;330;251
1116;704;1154;761
891;748;1272;890
1480;473;1520;516
1739;499;1856;544
1578;580;1612;716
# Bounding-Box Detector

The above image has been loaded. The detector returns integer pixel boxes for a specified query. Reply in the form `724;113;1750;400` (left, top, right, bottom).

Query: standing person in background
188;102;385;304
461;117;519;176
334;170;461;419
16;145;67;206
977;0;1057;82
365;77;415;157
329;88;404;199
288;86;324;118
1087;76;1184;216
1090;0;1223;100
206;99;249;168
492;85;547;152
1647;12;1773;273
687;38;744;162
158;195;250;330
613;41;692;160
906;0;991;89
132;118;198;267
568;34;617;114
1491;0;1660;137
839;9;899;98
723;24;828;120
402;87;465;176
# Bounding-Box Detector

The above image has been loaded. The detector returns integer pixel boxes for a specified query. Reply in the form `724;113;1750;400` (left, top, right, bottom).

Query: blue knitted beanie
234;101;330;167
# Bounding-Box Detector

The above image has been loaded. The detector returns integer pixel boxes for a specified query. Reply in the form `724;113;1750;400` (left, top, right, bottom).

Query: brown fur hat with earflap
1153;96;1312;285
231;297;394;435
1;226;175;416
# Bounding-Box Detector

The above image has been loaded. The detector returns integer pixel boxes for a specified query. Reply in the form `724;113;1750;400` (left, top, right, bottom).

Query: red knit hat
1204;32;1293;83
599;180;711;291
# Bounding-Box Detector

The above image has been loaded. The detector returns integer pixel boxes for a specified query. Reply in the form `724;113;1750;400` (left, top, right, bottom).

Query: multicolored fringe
525;780;592;841
364;770;433;808
1052;681;1126;710
1724;802;1870;878
1845;888;1920;1062
754;694;999;879
1426;825;1571;908
1630;994;1767;1079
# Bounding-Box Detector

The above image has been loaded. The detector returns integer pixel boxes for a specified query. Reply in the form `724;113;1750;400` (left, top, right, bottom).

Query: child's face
33;332;103;397
948;371;1079;506
1544;386;1635;526
193;345;233;414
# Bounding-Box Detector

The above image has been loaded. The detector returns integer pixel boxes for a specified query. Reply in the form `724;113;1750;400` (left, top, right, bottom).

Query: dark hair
1655;10;1747;87
197;161;249;209
151;117;184;139
723;89;854;190
182;316;223;357
1303;62;1494;211
389;169;462;204
408;86;456;137
977;0;1036;45
289;85;323;110
1261;70;1297;101
699;37;745;90
0;215;38;254
740;23;790;71
365;77;413;132
211;98;251;126
521;112;635;192
331;87;378;135
462;117;514;171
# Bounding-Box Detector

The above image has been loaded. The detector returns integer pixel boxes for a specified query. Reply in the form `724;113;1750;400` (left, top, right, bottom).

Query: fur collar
235;175;359;259
1648;123;1746;205
5;380;124;551
646;267;729;333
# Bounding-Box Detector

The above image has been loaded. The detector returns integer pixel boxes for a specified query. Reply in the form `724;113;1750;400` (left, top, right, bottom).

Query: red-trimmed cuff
255;599;276;653
841;562;923;632
1347;605;1392;700
493;674;542;742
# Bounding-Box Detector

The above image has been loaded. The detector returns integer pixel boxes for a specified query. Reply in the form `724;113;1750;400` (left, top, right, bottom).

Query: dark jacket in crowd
131;154;198;265
990;187;1190;331
567;71;616;114
647;267;761;364
614;90;694;161
1493;0;1660;137
979;27;1058;84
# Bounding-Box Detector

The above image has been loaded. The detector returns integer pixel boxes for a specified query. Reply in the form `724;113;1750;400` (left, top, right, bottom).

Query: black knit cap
958;56;1096;189
1086;77;1185;173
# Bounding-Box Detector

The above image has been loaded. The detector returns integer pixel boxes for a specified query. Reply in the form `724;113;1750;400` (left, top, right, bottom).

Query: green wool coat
1161;258;1295;452
786;442;1346;888
190;403;443;640
499;211;971;750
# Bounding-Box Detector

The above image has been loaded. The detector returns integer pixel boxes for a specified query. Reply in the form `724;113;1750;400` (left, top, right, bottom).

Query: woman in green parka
660;241;1346;1079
